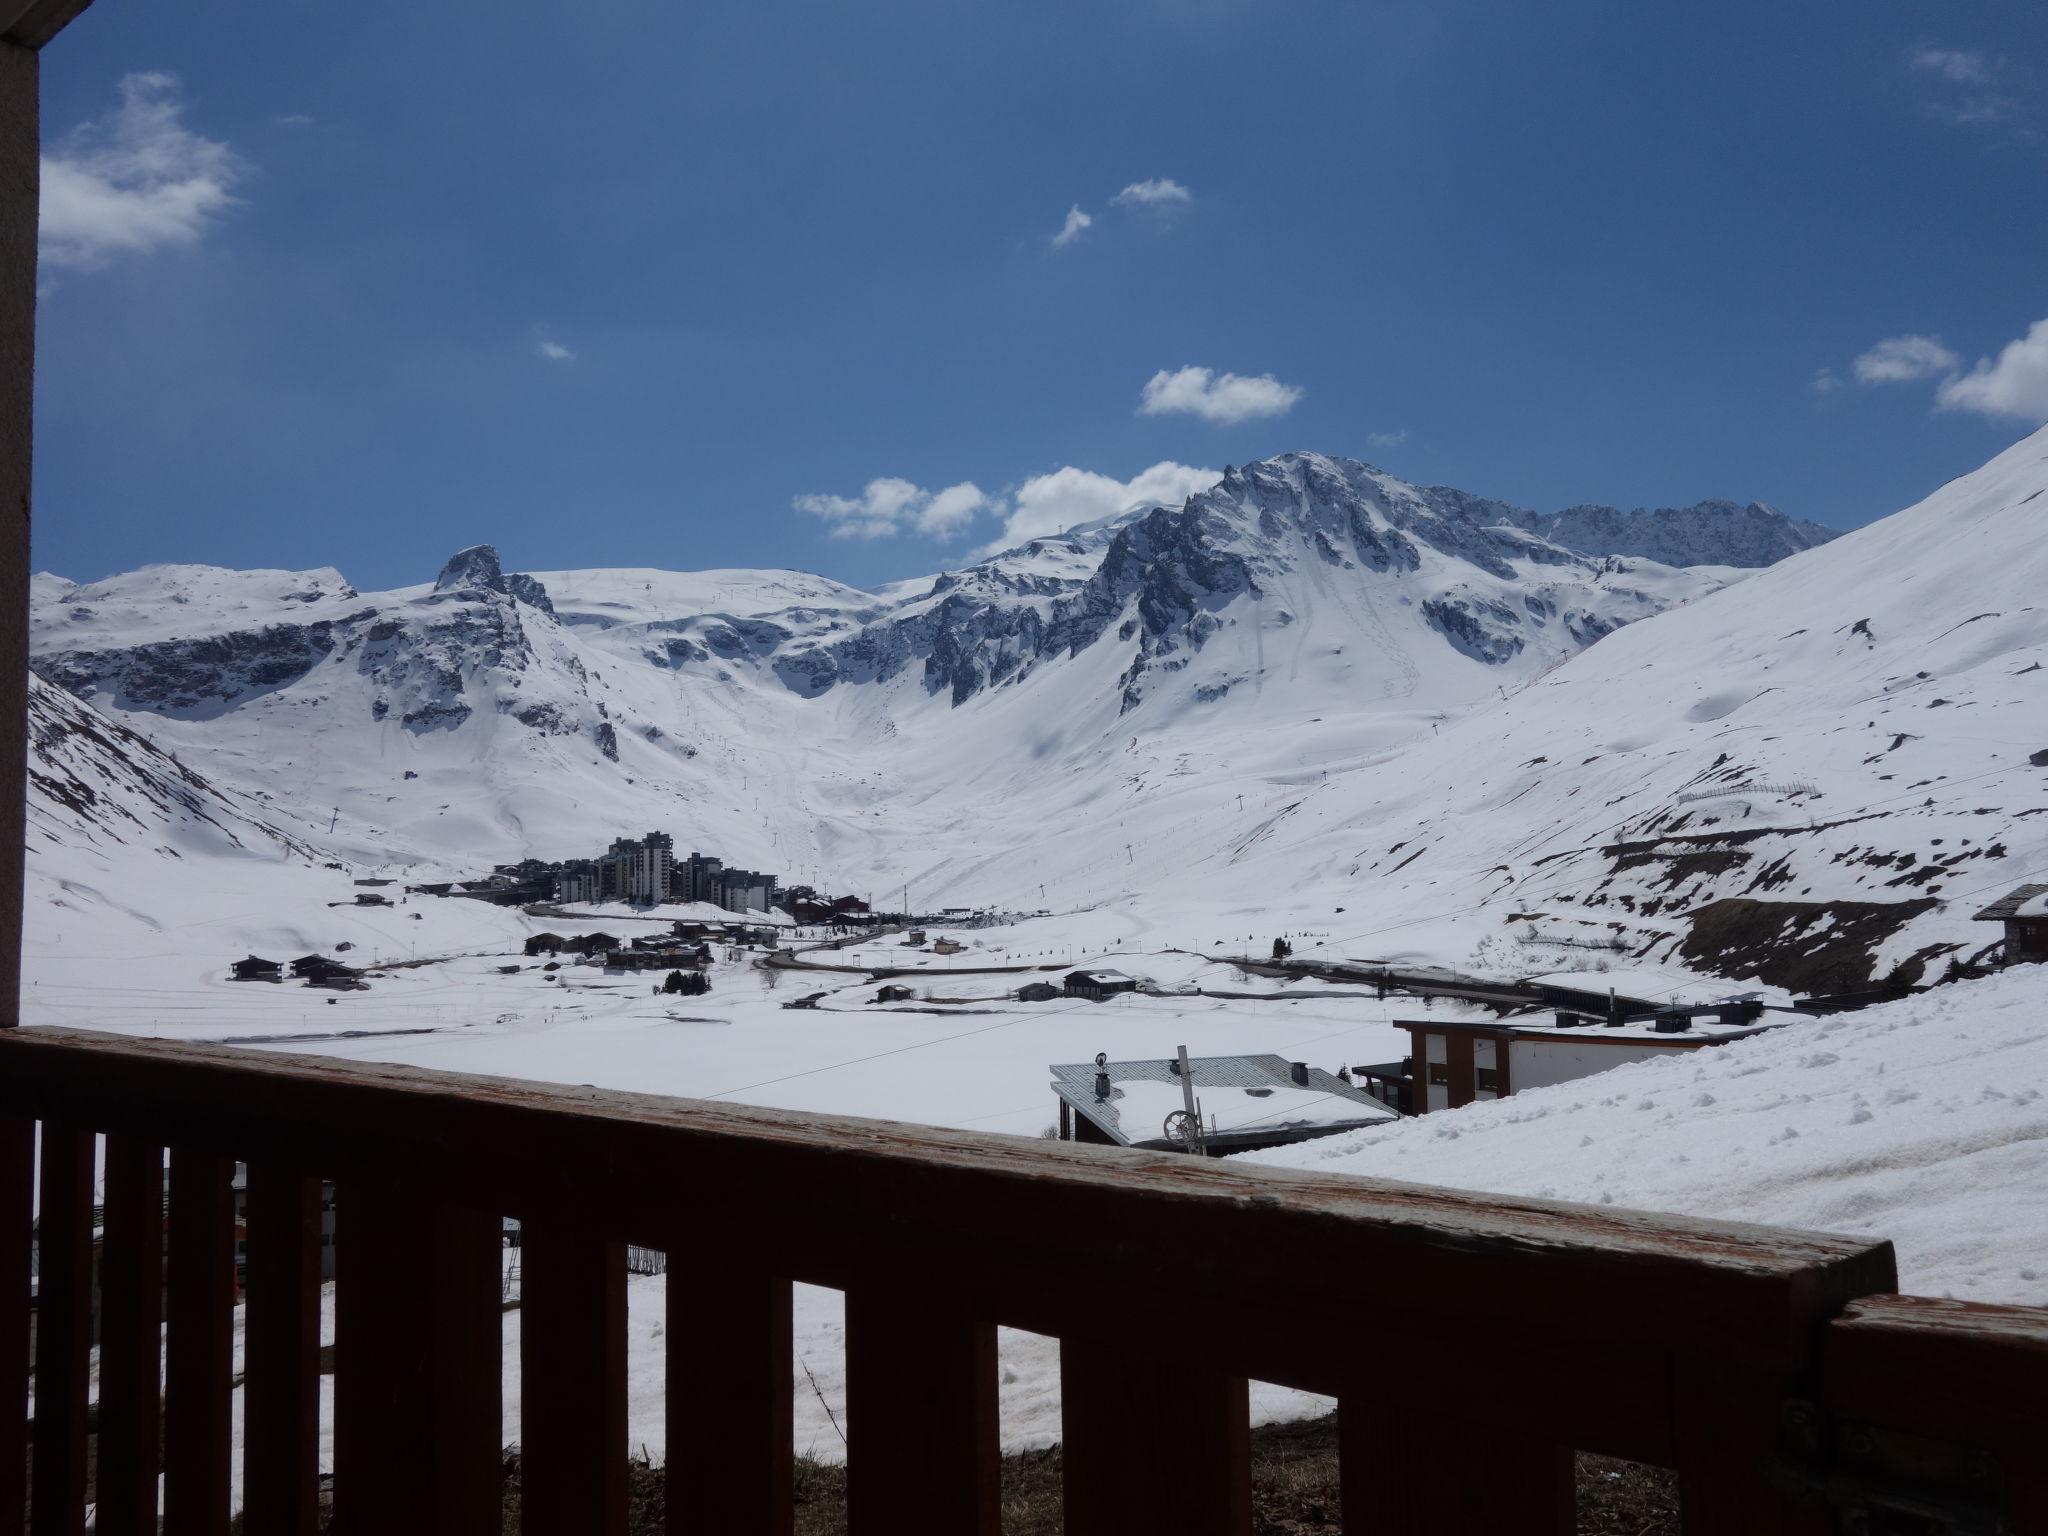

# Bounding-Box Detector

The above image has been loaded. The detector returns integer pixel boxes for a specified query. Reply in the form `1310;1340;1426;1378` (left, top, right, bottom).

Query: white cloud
1853;334;1960;385
1910;47;1991;85
39;72;244;271
1112;178;1192;209
1367;428;1409;450
536;339;576;363
1936;319;2048;424
977;461;1221;554
1809;367;1843;396
794;477;991;540
1138;365;1303;425
1051;204;1093;248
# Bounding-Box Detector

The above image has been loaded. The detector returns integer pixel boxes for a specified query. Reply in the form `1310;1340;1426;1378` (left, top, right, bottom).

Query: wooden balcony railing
1;1025;2043;1535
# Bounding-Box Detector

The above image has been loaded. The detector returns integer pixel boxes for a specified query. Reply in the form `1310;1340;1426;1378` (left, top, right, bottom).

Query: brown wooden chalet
287;954;360;983
524;932;567;956
1974;883;2048;964
1063;968;1139;1001
229;956;283;982
2;11;2045;1535
1399;1003;1775;1114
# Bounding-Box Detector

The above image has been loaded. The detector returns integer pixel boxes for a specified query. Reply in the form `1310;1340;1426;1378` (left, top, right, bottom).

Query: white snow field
18;429;2048;1492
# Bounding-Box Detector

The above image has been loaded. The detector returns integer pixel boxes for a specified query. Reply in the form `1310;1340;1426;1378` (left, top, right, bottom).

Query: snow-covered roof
1975;884;2048;921
1049;1054;1395;1147
1397;1011;1781;1046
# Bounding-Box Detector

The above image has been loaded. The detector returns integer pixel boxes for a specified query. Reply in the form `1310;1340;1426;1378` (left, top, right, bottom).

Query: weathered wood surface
1;1;98;51
1821;1294;2048;1530
844;1291;998;1536
521;1223;626;1536
333;1189;501;1536
1061;1343;1250;1536
0;1029;1896;1377
163;1149;234;1536
29;1125;90;1536
96;1137;164;1536
1341;1382;1571;1536
243;1168;322;1536
1821;1293;2048;1444
667;1267;793;1536
0;1118;28;1533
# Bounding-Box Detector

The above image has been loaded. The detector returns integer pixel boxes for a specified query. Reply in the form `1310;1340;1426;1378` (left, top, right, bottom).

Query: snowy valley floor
21;893;2048;1504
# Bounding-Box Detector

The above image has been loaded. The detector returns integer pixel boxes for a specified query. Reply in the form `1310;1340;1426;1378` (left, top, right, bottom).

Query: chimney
1290;1061;1310;1086
1094;1070;1111;1101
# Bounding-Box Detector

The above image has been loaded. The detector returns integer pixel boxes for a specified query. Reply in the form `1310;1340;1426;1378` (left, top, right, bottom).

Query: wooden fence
0;1025;2043;1535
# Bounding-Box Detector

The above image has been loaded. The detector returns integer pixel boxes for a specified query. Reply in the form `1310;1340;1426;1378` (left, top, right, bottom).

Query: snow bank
1247;971;2048;1306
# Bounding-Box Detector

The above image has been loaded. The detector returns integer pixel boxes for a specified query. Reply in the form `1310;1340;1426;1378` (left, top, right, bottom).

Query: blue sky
30;0;2048;592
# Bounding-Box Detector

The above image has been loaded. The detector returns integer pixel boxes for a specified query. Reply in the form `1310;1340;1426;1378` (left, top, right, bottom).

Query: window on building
1476;1067;1502;1092
1427;1063;1450;1086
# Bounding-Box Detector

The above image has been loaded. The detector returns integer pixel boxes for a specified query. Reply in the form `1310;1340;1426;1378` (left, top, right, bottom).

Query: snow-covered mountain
33;434;2039;996
1494;497;1839;568
27;454;1748;879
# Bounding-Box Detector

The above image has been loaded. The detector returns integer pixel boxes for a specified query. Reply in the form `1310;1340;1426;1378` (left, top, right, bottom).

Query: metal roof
1049;1053;1394;1147
1973;883;2048;922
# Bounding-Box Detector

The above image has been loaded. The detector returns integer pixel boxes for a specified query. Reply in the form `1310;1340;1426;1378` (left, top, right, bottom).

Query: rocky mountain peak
433;545;553;613
435;545;506;594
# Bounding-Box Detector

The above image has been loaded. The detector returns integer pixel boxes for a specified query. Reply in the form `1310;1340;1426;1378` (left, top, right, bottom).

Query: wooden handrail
0;1025;2041;1535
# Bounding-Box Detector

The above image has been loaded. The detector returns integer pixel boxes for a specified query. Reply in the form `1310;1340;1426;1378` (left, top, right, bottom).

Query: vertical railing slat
242;1167;322;1536
1340;1381;1573;1534
162;1149;234;1536
27;1125;91;1536
843;1289;999;1536
667;1267;793;1536
96;1137;165;1536
1673;1363;1830;1535
1060;1339;1251;1536
0;1117;32;1534
333;1188;502;1535
428;1204;503;1535
520;1222;626;1536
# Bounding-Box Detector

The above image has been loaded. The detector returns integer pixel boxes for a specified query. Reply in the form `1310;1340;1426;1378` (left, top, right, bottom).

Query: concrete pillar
0;38;36;1029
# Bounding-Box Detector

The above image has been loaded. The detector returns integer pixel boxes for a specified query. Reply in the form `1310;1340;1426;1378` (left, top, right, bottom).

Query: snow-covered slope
27;455;1747;892
33;432;2040;993
1192;425;2048;988
1249;966;2048;1305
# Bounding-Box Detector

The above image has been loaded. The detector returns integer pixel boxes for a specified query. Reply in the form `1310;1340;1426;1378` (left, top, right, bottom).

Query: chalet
407;881;455;897
352;893;392;907
1015;980;1061;1002
1973;884;2048;965
1050;1054;1396;1156
874;985;916;1004
306;971;367;992
289;954;355;981
230;955;283;982
566;932;620;957
932;938;964;957
524;933;566;957
1064;969;1139;1002
1397;1002;1777;1114
904;930;929;947
602;950;679;973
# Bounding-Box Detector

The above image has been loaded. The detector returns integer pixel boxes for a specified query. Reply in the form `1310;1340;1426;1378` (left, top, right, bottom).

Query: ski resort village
8;4;2048;1531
